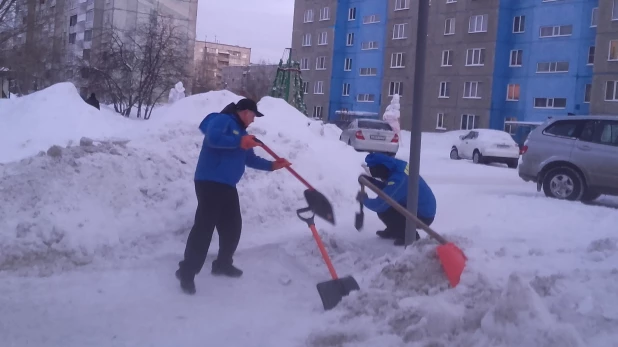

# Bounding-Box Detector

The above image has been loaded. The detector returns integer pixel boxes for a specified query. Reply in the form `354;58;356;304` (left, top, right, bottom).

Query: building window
606;81;618;101
609;40;618;61
348;7;356;20
357;94;375;102
442;50;453;66
82;49;91;61
507;84;520;101
469;14;488;33
588;46;595;65
315;56;326;70
359;67;377;76
363;14;380;24
84;30;92;42
69;14;77;26
389;81;403;96
68;33;76;44
300;58;309;70
461;114;479;130
504;117;517;135
344;58;352;71
439;81;450;98
318;32;327;45
302;81;309;94
314;81;324;94
613;0;618;20
584;84;591;103
465;48;485;66
361;41;378;50
510;49;523;67
395;0;409;10
320;7;330;21
302;33;311;46
513;15;525;33
444;18;455;35
536;61;569;73
539;25;572;38
342;83;350;96
304;9;314;23
447;0;457;3
463;81;481;99
347;33;354;46
313;106;323;119
393;23;407;39
390;52;405;68
86;9;94;22
436;113;446;130
591;7;598;27
533;98;567;108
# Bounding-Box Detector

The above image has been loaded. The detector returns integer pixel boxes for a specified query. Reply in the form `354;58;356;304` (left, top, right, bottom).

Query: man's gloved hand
356;191;368;203
240;135;260;149
272;158;291;171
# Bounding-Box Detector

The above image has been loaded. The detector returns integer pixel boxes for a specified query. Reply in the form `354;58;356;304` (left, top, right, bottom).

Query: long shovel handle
359;175;449;245
254;139;315;191
309;224;339;280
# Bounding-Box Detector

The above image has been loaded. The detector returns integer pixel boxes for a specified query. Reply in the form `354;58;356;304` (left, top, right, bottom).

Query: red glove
272;158;291;171
240;135;260;149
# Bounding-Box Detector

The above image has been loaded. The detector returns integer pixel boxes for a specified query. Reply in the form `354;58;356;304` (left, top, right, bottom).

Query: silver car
518;115;618;201
339;118;399;156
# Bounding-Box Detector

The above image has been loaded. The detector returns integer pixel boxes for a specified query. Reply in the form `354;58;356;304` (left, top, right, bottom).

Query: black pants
178;180;242;278
377;206;434;240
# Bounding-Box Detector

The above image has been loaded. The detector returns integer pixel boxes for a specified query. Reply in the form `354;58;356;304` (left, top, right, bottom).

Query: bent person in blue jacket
176;98;291;295
357;153;436;246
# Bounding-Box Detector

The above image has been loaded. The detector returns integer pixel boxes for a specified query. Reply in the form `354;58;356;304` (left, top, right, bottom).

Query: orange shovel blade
436;242;467;288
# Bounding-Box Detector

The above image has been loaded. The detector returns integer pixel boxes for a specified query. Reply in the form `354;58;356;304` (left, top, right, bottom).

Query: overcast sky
196;0;295;64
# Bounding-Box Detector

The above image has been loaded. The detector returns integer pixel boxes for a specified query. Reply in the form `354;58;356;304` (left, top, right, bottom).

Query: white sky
196;0;295;64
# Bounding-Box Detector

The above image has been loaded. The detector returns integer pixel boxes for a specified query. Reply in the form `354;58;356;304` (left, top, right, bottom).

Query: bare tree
192;47;217;94
84;15;191;119
237;60;275;101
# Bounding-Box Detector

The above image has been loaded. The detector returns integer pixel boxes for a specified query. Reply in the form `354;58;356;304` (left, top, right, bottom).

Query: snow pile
0;84;367;273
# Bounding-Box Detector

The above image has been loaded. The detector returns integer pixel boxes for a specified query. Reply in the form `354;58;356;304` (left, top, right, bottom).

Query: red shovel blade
436;242;467;288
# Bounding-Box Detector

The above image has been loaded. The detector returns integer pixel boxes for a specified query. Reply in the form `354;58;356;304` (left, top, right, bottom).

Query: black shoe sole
211;270;243;278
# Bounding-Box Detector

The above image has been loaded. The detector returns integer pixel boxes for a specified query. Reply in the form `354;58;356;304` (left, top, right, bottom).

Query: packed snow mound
0;83;135;163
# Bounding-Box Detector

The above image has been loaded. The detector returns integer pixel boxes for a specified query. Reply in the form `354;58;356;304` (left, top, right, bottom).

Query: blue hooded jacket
194;112;273;186
363;153;436;218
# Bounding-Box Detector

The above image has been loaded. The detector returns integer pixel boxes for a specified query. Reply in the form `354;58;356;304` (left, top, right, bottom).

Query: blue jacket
363;153;436;218
194;112;273;185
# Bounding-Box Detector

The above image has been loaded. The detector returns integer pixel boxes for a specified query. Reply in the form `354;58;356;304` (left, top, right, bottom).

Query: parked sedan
450;129;520;168
340;118;399;156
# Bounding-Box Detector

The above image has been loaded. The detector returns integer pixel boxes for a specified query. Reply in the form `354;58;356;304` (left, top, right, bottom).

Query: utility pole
405;0;429;246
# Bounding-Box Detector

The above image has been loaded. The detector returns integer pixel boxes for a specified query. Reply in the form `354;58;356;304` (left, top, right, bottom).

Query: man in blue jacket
176;98;291;295
357;153;436;246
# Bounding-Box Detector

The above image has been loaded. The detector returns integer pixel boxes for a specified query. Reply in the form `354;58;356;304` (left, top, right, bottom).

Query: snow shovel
297;206;360;310
358;175;467;287
355;185;365;231
255;138;335;225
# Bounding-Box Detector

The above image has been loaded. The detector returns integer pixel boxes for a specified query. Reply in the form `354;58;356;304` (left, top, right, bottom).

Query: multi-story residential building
193;41;251;92
590;0;618;112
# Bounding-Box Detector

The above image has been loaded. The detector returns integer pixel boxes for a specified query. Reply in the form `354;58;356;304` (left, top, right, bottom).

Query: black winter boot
211;260;243;278
175;269;196;295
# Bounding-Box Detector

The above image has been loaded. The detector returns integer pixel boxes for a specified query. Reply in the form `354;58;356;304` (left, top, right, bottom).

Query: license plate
497;144;510;148
370;135;386;141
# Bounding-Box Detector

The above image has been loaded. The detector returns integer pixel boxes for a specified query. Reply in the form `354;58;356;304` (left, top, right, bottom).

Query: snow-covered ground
1;83;618;347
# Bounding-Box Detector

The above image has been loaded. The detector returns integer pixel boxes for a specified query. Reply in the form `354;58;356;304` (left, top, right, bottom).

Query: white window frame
584;84;592;103
461;114;479;130
539;25;573;38
513;15;525;33
468;14;488;33
300;58;309;70
314;81;324;94
389;81;403;96
606;81;618;101
363;15;380;24
359;67;377;76
86;9;94;22
320;7;330;21
439;81;450;98
347;33;354;46
361;41;378;50
613;0;618;20
390;52;405;68
444;18;455;35
510;49;523;67
315;56;326;70
344;58;352;71
302;33;311;46
441;50;453;67
357;94;375;102
348;7;356;21
533;97;567;109
591;7;598;27
506;84;520;101
463;81;481;99
318;32;328;45
393;23;407;39
504;117;517;135
588;46;595;65
536;61;569;73
609;40;618;61
395;0;410;10
465;48;485;66
446;0;457;3
313;106;323;118
304;9;314;23
302;81;309;94
342;83;350;96
436;113;446;130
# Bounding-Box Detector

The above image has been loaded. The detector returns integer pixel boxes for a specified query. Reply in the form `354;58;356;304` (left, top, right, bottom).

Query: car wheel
542;167;584;201
507;158;518;169
472;150;483;164
450;148;460;160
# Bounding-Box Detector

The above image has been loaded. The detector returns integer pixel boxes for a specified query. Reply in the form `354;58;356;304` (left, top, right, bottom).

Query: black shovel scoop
354;186;365;231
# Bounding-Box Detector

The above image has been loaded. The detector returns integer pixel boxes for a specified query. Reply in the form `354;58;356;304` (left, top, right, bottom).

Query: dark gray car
518;115;618;201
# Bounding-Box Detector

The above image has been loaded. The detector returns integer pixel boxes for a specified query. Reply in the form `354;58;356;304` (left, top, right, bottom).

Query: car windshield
358;120;392;131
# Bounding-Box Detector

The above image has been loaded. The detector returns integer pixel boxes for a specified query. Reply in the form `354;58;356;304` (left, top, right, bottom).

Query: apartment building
590;0;618;112
193;41;251;92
